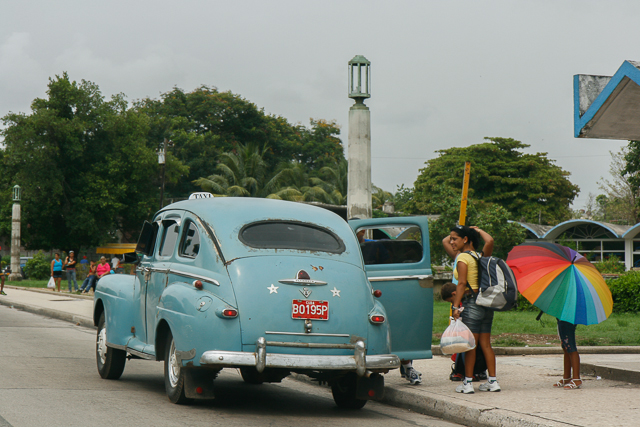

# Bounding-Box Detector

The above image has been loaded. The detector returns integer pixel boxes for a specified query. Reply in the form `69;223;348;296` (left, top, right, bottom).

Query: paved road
0;305;461;427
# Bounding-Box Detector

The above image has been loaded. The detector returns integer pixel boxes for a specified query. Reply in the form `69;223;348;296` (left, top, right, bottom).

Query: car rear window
239;221;345;253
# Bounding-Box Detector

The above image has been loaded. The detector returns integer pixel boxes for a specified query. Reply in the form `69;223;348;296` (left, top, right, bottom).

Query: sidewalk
1;286;639;427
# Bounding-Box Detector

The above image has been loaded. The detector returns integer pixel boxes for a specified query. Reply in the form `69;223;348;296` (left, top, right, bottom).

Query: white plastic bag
440;317;476;355
47;277;55;289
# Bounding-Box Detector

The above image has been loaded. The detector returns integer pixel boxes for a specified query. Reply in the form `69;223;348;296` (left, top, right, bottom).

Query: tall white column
347;102;372;219
9;202;22;281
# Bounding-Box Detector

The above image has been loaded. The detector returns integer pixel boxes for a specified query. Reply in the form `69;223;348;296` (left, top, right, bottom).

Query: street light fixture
12;185;21;202
348;55;371;102
158;138;173;210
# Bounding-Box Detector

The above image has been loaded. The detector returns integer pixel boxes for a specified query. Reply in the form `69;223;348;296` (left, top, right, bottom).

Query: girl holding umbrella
507;242;614;390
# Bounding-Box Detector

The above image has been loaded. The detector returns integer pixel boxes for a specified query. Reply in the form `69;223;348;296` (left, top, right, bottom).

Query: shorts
460;294;494;334
557;319;577;353
52;271;62;278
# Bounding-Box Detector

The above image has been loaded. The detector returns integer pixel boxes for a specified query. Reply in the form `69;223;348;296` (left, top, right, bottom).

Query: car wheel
331;373;367;409
164;331;191;404
96;312;126;379
240;367;264;384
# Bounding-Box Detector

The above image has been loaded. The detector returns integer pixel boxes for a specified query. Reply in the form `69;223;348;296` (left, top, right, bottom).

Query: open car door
348;216;433;361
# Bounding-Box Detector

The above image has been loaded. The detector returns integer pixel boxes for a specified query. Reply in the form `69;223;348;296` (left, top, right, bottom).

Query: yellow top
453;252;480;291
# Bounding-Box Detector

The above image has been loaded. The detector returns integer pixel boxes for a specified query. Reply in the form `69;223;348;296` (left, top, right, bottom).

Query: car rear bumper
199;337;400;376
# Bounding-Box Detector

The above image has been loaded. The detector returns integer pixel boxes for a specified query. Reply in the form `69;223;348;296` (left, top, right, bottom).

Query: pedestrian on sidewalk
445;225;500;394
0;266;8;295
555;319;582;389
80;260;97;294
51;253;63;292
93;256;111;292
65;250;79;292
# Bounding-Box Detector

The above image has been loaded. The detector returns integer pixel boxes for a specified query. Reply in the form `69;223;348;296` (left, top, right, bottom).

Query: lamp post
158;139;167;210
9;185;22;281
347;55;372;220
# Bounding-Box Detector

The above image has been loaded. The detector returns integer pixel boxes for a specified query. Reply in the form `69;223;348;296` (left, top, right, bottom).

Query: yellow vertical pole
458;162;471;226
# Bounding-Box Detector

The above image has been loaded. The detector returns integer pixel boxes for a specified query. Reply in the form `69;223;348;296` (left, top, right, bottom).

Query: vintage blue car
93;196;433;408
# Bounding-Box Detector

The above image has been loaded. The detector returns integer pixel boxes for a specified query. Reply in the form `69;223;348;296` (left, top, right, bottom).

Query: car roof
160;197;362;263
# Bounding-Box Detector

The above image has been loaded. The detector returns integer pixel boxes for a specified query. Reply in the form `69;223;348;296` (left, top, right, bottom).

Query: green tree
192;143;283;197
0;73;172;249
135;86;345;199
407;186;526;265
410;137;579;225
595;148;640;224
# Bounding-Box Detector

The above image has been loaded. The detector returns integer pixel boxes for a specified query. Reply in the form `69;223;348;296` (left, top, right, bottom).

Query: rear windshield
239;221;345;254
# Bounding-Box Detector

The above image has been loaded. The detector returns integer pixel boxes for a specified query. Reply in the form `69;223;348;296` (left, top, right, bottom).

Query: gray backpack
466;251;518;311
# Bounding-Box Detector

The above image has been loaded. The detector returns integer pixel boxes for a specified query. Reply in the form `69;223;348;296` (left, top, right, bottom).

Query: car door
348;216;433;361
136;211;182;351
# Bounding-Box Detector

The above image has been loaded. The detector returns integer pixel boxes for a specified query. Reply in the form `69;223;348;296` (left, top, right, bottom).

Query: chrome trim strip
265;331;350;337
170;269;221;286
368;274;433;281
200;351;400;373
279;278;327;286
266;341;356;349
127;348;155;360
107;342;126;351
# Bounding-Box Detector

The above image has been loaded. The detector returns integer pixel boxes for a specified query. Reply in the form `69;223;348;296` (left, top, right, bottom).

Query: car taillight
369;314;385;324
222;308;238;318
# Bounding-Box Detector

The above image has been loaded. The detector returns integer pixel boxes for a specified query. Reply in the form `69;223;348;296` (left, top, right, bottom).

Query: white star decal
267;284;279;294
330;287;341;297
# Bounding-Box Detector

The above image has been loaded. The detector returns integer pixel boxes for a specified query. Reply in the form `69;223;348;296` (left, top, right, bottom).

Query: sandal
554;378;571;387
564;379;582;390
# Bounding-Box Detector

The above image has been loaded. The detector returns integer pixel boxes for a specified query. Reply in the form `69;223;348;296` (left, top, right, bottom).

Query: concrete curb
0;297;95;329
581;362;640;384
432;345;640;356
380;387;569;427
291;373;568;427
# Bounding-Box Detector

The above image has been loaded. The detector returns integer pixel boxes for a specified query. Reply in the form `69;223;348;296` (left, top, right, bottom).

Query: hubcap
168;339;180;388
97;326;107;365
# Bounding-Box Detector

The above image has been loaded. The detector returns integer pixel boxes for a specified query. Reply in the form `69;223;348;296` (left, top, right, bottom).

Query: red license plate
291;300;329;320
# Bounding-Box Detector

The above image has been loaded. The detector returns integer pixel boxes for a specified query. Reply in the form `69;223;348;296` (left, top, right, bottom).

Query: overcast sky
1;0;637;209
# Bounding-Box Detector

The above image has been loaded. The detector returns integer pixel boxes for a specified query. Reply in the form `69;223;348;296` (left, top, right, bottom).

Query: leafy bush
606;271;640;313
594;254;625;274
23;251;52;280
513;293;537;312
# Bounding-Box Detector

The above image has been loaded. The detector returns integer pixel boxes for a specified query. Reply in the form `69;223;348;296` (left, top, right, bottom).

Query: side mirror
136;221;156;256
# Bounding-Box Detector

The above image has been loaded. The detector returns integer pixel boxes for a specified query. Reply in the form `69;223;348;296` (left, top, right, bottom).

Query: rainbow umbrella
506;242;613;325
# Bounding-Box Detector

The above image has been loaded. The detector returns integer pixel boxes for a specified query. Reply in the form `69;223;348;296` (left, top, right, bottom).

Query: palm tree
193;143;282;197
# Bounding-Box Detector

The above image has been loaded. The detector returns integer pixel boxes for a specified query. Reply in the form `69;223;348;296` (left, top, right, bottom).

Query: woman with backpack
443;225;500;394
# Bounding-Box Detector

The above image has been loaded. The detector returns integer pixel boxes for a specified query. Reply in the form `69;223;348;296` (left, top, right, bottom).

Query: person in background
0;265;8;296
51;253;63;292
65;250;79;292
94;256;111;291
80;260;97;294
80;256;89;265
111;255;120;271
555;319;582;389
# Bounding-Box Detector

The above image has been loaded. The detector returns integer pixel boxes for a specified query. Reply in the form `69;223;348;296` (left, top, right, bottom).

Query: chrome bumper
199;337;400;376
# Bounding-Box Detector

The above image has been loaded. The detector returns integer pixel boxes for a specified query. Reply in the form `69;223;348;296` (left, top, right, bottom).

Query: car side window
357;226;423;265
159;220;180;258
179;221;201;258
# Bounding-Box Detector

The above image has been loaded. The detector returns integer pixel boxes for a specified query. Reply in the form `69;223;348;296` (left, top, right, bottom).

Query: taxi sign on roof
189;192;214;200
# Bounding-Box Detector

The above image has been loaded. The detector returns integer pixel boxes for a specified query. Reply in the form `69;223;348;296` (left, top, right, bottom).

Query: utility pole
347;55;372;220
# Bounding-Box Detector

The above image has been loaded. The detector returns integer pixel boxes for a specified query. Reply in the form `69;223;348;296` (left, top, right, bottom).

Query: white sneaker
406;367;422;385
478;380;501;392
455;381;474;394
